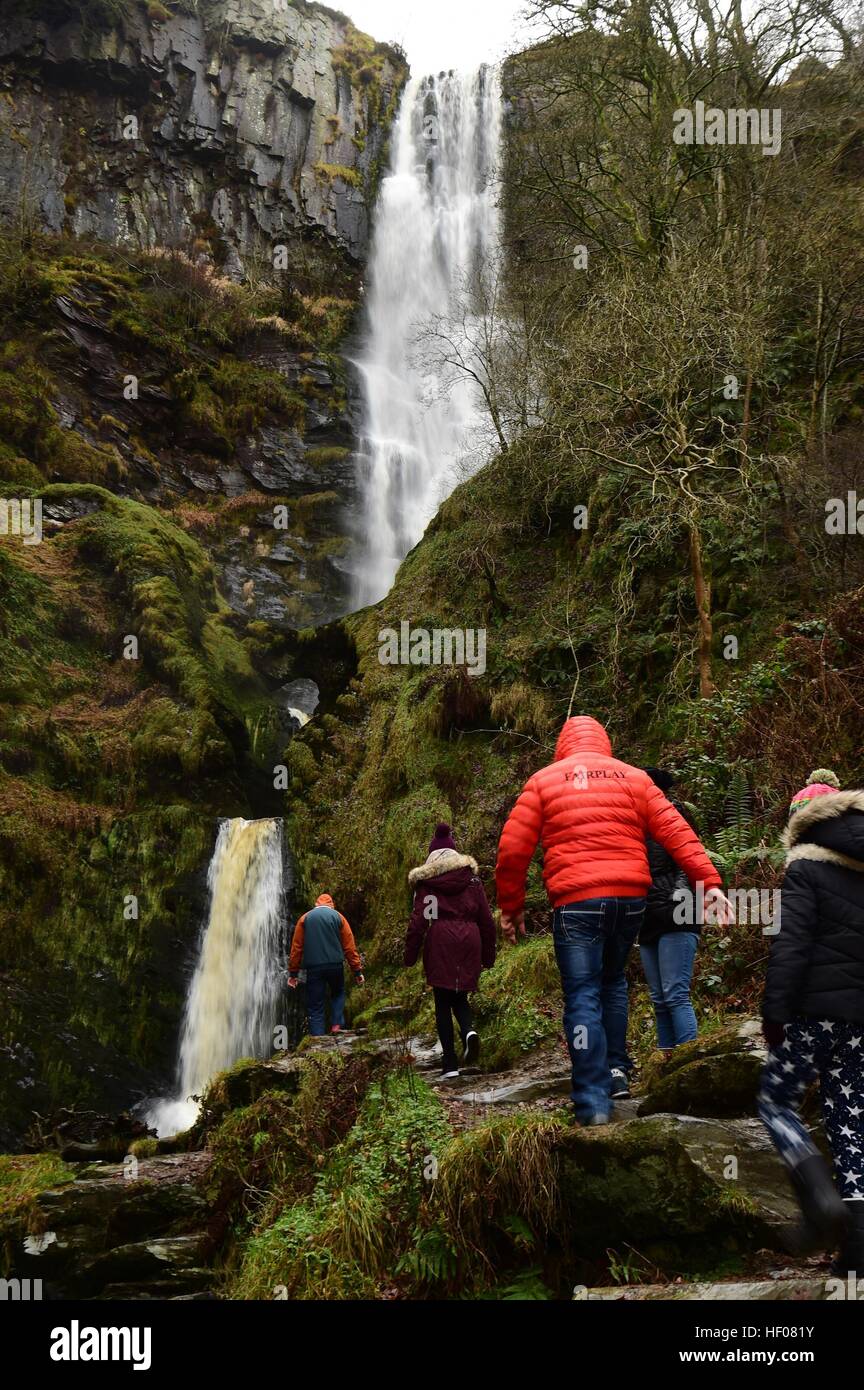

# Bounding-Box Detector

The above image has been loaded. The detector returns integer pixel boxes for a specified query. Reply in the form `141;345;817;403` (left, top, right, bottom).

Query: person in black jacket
758;771;864;1272
639;769;705;1066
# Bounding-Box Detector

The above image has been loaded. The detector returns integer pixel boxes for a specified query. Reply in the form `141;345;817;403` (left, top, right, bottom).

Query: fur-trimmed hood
784;789;864;871
408;850;478;888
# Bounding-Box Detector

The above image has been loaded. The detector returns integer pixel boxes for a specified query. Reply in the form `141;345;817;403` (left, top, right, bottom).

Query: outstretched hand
287;975;299;990
500;910;526;944
704;887;735;926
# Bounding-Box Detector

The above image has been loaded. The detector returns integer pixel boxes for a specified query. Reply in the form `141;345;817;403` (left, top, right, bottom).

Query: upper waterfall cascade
352;66;504;607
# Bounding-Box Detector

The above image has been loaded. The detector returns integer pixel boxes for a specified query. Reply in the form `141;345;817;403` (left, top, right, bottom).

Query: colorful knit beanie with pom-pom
789;768;841;814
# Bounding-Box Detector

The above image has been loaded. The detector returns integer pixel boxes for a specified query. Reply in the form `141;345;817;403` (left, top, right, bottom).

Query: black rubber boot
787;1155;849;1253
830;1202;864;1277
463;1030;480;1067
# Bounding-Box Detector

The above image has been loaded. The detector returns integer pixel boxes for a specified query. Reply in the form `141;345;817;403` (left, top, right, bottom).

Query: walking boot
463;1030;480;1067
829;1201;864;1278
787;1155;849;1252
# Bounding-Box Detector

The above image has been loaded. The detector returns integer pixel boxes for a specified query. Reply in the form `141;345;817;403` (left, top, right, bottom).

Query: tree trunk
808;281;825;451
741;368;753;449
688;521;715;698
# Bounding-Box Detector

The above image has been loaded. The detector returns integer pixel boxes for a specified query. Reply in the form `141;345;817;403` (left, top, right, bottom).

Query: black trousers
433;987;474;1072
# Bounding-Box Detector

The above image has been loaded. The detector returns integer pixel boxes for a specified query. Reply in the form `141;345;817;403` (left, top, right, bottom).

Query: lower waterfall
147;817;286;1137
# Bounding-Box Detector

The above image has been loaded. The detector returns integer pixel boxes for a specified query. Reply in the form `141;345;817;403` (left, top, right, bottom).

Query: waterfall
147;818;286;1137
352;66;504;607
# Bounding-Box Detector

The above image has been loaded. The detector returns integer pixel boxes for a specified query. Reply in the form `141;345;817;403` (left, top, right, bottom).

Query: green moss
472;938;561;1069
0;1153;75;1256
313;162;363;189
227;1066;450;1299
330;19;406;130
304;445;350;467
0;342;62;465
0;480;273;1130
194;1057;304;1140
127;1137;159;1158
636;1022;764;1118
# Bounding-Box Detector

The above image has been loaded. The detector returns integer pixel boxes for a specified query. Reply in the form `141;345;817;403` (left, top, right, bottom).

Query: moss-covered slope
0;478;279;1145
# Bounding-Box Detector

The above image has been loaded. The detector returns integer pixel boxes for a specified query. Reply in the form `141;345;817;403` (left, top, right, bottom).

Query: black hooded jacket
763;791;864;1025
641;798;702;946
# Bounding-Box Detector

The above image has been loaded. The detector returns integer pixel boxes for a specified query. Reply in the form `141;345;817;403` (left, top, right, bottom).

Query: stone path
9;1017;838;1301
15;1152;218;1300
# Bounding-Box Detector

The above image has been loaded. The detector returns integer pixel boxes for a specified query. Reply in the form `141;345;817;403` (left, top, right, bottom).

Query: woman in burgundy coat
404;823;497;1079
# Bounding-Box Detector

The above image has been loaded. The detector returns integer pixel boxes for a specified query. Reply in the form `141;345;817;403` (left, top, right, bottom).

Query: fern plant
397;1226;458;1289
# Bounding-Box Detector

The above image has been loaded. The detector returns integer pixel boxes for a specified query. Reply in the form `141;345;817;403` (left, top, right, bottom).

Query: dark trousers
433;987;473;1072
305;965;345;1036
758;1018;864;1201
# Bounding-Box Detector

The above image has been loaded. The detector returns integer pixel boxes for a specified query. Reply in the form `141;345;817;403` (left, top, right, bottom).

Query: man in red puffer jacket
496;716;729;1124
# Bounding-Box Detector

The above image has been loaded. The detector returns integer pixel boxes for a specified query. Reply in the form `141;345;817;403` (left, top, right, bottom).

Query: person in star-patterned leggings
758;1019;864;1200
760;773;864;1271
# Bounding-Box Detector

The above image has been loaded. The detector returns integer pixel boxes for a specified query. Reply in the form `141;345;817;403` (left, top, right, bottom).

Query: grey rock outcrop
0;0;407;268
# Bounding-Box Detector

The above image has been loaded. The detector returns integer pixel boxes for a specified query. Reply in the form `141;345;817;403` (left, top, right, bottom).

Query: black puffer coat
641;799;702;946
763;791;864;1025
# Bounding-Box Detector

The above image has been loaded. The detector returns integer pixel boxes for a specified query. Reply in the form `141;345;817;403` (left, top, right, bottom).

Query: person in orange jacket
495;716;731;1124
287;893;364;1036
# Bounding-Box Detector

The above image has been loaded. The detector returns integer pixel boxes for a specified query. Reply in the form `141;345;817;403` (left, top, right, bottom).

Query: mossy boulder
636;1017;767;1119
556;1110;799;1265
191;1056;306;1140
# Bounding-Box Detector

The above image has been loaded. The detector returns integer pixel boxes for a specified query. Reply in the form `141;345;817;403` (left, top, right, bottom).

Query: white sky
342;0;529;74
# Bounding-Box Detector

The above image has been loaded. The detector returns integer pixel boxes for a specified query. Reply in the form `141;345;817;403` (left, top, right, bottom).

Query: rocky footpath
15;1152;218;1300
0;1;407;270
397;1015;837;1299
5;1017;837;1301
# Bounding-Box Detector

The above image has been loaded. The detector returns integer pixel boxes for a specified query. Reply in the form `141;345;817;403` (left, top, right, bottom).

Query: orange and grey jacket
288;894;362;977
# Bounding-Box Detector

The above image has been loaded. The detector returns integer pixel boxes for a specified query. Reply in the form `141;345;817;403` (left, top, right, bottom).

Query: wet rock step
453;1074;571;1105
14;1153;214;1297
93;1277;217;1301
83;1233;214;1289
583;1276;830;1300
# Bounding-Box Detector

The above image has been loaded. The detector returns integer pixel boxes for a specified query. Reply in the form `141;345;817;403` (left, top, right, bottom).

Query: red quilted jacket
495;717;722;913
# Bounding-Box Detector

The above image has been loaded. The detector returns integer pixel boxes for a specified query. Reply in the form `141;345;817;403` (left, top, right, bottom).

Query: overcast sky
343;0;529;74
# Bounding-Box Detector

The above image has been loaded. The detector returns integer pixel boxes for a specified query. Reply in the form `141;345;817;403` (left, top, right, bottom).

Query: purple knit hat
789;768;841;814
428;822;457;854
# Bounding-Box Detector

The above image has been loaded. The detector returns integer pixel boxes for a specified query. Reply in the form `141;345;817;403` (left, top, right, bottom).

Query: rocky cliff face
0;2;405;1149
0;0;406;271
0;1;408;632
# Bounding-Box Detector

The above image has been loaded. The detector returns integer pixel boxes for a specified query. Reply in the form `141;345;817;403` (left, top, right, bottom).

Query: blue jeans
305;965;345;1036
639;932;699;1050
553;897;645;1121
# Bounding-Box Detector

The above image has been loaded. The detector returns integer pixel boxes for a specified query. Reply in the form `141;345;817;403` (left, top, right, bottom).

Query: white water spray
147;818;285;1137
352;66;504;606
